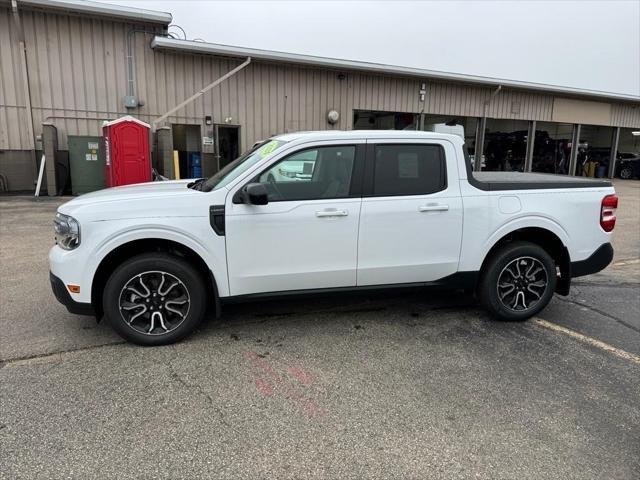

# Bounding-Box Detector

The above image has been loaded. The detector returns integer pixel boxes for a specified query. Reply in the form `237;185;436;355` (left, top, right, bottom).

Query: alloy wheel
620;167;632;179
118;271;191;335
496;256;548;312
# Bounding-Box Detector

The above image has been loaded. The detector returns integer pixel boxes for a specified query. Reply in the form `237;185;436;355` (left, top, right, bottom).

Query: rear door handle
418;204;449;212
316;209;348;217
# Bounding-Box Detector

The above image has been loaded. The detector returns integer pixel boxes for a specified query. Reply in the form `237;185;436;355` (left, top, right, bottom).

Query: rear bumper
571;243;614;278
50;272;95;316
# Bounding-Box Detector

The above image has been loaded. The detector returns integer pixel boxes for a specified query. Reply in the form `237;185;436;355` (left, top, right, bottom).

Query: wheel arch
479;226;571;295
91;238;220;319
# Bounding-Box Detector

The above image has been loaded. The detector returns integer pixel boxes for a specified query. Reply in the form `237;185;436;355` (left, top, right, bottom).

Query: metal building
1;0;639;193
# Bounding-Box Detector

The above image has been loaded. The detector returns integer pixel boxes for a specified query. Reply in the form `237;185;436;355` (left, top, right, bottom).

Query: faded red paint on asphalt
287;366;314;386
243;351;325;419
254;377;274;396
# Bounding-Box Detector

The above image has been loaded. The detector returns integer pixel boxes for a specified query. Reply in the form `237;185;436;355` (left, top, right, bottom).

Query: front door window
257;146;356;202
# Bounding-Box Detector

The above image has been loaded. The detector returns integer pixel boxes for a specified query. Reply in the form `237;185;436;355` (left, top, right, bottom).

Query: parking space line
534;318;640;365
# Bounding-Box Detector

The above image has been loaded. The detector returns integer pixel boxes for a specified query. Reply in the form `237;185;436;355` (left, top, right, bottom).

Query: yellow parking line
534;318;640;365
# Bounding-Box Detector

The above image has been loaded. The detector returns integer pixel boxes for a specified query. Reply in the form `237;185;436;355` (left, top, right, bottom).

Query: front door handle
418;204;449;212
316;209;348;218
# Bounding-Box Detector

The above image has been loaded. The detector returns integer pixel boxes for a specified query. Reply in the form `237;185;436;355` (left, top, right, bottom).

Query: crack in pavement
0;340;126;368
166;347;238;432
554;295;640;334
572;280;640;289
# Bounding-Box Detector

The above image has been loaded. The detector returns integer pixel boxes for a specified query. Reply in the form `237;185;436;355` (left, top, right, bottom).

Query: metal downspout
11;0;38;180
152;57;252;130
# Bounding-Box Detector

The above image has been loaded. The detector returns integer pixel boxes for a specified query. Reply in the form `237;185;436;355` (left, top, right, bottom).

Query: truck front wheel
479;241;557;321
103;253;207;345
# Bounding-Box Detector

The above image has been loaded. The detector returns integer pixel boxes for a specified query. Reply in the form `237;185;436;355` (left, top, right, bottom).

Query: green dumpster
68;136;105;195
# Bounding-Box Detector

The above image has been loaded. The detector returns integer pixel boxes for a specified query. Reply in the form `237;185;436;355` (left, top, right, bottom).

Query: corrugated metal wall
611;103;640;128
1;5;639;157
0;5;31;150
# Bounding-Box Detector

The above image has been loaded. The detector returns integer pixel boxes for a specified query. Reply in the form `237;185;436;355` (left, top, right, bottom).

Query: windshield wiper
187;178;207;190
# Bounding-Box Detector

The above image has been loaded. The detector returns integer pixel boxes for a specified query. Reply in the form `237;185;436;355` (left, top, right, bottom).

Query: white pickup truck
50;131;617;345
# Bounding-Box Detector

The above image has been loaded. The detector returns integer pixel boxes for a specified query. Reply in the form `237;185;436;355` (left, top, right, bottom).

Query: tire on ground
103;252;207;345
619;167;633;180
479;241;557;322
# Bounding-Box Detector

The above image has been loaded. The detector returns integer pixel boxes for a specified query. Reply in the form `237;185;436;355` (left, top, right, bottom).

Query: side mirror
243;183;269;205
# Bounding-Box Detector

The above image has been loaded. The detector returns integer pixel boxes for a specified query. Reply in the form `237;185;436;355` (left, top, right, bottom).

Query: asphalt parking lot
1;180;639;479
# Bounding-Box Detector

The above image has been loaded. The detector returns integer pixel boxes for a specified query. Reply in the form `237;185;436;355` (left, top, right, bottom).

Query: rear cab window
367;144;447;196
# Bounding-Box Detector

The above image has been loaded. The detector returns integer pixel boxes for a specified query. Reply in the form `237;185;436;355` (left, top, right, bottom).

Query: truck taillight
600;194;618;232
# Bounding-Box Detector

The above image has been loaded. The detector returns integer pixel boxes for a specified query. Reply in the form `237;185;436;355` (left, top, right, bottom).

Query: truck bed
470;171;612;191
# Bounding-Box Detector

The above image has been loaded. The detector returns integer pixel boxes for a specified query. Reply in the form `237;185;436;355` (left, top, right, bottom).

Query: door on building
172;124;202;179
225;141;364;296
215;125;240;170
356;140;463;286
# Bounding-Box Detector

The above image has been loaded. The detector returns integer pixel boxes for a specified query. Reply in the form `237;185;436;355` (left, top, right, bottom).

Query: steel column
524;120;536;172
608;127;620;179
474;117;487;172
568;124;581;176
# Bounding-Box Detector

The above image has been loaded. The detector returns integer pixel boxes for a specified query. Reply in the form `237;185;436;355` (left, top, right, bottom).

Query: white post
34;154;46;197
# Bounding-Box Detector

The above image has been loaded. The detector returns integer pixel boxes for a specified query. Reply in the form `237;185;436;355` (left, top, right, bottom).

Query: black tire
619;166;633;180
479;241;556;322
103;253;207;346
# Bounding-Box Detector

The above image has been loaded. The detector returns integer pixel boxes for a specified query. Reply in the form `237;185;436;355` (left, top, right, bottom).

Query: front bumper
50;272;94;316
571;243;614;278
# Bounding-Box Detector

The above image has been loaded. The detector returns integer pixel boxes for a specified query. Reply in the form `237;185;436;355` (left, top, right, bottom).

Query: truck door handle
315;209;348;217
418;204;449;212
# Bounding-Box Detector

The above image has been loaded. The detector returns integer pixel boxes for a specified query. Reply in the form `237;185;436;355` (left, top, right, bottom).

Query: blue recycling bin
188;153;202;178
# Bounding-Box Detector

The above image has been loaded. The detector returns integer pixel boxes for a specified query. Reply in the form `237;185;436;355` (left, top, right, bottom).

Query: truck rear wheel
103;253;207;345
479;241;556;321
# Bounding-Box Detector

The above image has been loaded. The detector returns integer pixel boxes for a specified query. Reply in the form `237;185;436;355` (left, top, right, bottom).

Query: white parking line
612;258;640;267
534;318;640;365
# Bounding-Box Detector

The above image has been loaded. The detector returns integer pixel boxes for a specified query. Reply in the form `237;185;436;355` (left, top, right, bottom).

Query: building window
532;122;574;175
576;125;615;177
481;119;530;172
614;128;640;179
353;110;417;130
421;115;478;158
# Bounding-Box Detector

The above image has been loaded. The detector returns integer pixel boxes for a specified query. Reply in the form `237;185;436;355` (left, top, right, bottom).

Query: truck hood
57;180;225;221
61;180;198;207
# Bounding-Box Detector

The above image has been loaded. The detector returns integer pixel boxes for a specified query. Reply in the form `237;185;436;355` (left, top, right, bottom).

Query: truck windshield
199;139;288;192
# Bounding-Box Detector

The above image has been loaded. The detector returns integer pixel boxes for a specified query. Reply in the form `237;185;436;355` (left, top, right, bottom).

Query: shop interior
350;110;634;178
172;124;202;178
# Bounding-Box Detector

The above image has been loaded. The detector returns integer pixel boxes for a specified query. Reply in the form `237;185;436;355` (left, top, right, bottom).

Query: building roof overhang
150;37;640;103
18;0;172;25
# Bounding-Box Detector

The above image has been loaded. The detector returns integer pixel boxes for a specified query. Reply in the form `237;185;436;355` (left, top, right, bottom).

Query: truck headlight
54;213;80;250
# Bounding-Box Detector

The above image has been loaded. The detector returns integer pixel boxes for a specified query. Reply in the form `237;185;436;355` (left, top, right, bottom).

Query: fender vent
209;205;225;236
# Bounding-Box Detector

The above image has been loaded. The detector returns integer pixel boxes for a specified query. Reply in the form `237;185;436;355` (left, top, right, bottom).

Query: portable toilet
103;116;151;187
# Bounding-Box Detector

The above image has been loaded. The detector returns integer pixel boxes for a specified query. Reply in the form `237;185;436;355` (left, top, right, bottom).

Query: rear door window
372;144;446;196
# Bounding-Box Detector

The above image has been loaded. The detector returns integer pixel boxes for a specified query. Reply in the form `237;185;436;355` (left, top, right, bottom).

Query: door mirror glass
243;183;269;205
